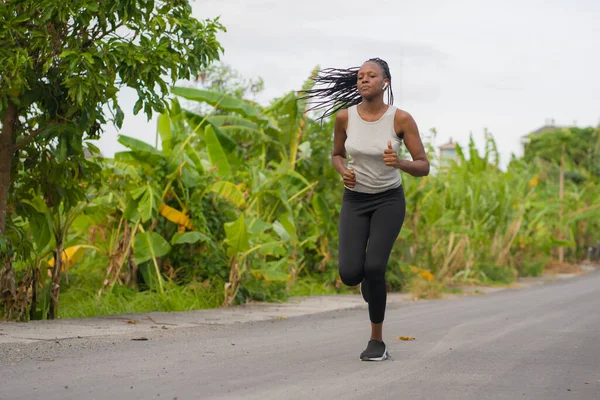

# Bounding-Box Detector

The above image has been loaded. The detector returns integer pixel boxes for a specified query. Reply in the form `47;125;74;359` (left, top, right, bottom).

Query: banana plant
20;192;96;319
97;99;218;294
171;85;324;303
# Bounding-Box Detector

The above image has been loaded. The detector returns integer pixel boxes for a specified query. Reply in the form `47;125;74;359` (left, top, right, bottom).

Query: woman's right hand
343;168;356;188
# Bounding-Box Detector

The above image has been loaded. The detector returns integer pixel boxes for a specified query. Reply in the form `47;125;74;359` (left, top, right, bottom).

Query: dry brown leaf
131;337;148;341
127;320;138;324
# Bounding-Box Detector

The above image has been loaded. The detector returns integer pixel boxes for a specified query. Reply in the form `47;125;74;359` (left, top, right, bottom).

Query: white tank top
344;104;403;193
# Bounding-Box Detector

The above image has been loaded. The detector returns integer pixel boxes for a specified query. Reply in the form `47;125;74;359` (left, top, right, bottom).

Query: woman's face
357;61;388;99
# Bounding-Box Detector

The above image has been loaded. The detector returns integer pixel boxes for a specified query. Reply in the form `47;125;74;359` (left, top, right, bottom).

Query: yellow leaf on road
395;336;416;341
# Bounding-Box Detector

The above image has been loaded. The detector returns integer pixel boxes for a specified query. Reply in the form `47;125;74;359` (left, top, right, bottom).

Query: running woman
301;58;430;361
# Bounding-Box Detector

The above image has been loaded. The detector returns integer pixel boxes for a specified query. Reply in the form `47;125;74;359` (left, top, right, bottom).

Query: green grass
406;278;445;299
59;283;222;319
443;286;463;294
288;277;351;297
49;255;521;320
56;269;349;319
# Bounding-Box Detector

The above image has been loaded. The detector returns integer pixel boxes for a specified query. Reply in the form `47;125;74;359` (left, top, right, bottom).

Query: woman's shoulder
393;107;414;123
335;107;350;122
333;108;350;133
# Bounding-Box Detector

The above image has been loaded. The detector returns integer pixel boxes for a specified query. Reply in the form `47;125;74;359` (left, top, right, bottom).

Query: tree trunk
0;258;16;320
223;257;240;307
47;243;63;320
30;266;39;321
558;149;565;263
0;100;17;235
0;101;17;319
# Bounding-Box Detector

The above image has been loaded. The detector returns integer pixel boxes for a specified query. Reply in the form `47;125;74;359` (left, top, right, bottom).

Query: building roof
522;118;562;138
439;138;456;150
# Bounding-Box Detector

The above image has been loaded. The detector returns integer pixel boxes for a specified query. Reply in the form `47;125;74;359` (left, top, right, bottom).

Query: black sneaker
360;339;389;361
359;279;368;303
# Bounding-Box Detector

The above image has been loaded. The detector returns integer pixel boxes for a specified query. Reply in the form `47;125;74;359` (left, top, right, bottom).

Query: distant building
438;138;458;169
520;118;560;155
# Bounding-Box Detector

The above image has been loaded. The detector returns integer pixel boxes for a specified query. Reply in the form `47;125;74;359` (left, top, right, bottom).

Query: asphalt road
1;271;599;400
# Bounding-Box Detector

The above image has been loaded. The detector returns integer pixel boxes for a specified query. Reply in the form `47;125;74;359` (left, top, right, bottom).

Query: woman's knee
363;260;387;281
338;264;363;287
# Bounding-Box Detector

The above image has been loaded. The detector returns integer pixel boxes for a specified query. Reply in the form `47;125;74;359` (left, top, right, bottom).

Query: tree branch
95;22;124;43
13;129;43;151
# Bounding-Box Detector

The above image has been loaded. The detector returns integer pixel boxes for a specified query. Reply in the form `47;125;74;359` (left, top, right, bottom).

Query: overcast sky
96;0;600;169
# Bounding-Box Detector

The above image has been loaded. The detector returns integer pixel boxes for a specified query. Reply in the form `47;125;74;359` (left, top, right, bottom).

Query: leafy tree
523;127;600;262
0;0;224;233
0;0;225;318
524;127;600;178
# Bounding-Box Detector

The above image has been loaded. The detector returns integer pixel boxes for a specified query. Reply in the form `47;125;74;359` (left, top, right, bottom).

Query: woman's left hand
383;140;399;168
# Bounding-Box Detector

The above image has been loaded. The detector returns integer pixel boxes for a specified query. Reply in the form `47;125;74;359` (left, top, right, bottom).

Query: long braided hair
299;58;394;121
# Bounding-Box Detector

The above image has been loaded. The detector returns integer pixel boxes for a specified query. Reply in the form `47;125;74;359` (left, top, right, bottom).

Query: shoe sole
359;346;389;361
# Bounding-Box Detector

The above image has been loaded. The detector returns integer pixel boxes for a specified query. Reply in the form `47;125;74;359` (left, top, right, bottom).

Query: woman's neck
359;97;386;113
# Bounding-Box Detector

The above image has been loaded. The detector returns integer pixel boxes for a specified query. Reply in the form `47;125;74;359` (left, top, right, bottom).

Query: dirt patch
584;261;600;268
544;262;584;275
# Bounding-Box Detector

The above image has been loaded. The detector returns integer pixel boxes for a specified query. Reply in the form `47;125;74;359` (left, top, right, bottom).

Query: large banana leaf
21;197;53;251
207;116;279;148
185;146;205;174
157;99;188;156
273;212;297;246
171;231;212;245
130;184;159;223
184;111;279;151
117;135;163;164
164;146;203;188
113;151;158;172
204;125;231;178
172;87;263;120
207;115;260;130
157;113;172;155
257;241;287;257
251;258;289;282
272;221;291;242
310;193;331;231
46;245;98;269
263;92;300;159
209;124;237;153
28;212;53;252
210;181;245;207
224;214;250;257
248;218;271;235
180;163;203;188
134;231;171;292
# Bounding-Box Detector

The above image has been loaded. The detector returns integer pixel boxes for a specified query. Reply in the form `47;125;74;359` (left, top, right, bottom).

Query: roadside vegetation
2;2;599;321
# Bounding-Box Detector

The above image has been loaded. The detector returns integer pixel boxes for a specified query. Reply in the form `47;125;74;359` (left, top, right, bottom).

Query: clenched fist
343;168;356;188
383;140;399;167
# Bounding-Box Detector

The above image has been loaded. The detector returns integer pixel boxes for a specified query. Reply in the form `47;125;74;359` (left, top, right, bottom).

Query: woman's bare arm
393;110;430;177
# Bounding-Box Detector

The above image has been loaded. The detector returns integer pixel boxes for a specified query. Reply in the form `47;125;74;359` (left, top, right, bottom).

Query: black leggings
338;185;406;324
